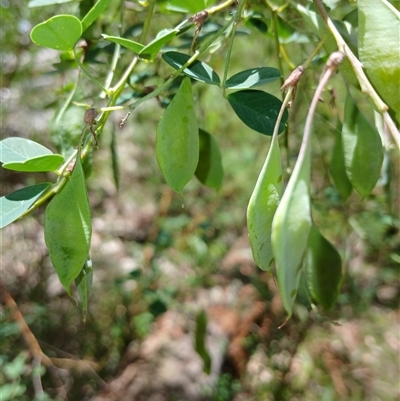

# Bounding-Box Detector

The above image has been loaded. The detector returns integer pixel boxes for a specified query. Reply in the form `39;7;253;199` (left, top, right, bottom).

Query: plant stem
101;0;124;99
102;9;242;113
270;10;288;84
140;0;155;44
54;68;81;128
74;57;110;95
220;0;247;94
300;52;344;163
303;34;326;69
207;0;237;14
272;87;293;140
312;0;400;149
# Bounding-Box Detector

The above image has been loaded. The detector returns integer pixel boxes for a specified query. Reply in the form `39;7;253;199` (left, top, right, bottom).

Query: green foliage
330;126;352;200
195;129;223;190
156;77;199;193
225;67;281;89
0;184;51;229
304;225;343;310
0;137;64;172
81;0;113;32
163;51;221;85
165;0;218;13
44;151;92;292
101;34;144;53
30;14;82;52
227;90;288;135
358;0;400;122
342;92;383;198
1;0;398;330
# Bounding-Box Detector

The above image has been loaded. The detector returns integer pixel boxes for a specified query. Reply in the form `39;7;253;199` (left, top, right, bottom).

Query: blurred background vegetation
1;1;399;400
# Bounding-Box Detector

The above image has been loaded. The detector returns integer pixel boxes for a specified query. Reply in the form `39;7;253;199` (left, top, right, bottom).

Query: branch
0;281;69;400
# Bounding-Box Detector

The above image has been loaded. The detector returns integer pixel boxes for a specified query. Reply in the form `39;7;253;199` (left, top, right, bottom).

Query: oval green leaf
342;93;383;198
44;154;92;291
165;0;217;13
358;0;400;122
30;15;82;52
162;52;220;85
227;90;288;135
3;154;64;173
271;146;312;316
82;0;113;32
101;34;144;54
156;77;199;193
247;136;283;271
225;67;281;89
139;29;178;61
0;137;55;163
195;129;223;191
0;183;51;229
329;125;352;200
304;225;342;310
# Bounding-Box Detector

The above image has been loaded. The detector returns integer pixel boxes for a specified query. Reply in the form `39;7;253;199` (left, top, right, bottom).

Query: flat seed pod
271;146;312;317
247;136;283;271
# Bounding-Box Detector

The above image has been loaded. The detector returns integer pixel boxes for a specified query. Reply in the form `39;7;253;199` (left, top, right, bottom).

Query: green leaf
295;5;359;87
30;15;82;52
1;137;54;163
225;67;281;89
3;155;64;172
271;146;312;317
227;90;288;135
195;129;223;190
304;225;342;310
245;16;268;34
139;29;179;61
75;259;93;323
162;51;220;85
101;34;144;54
157;77;199;193
276;16;296;41
0;137;64;172
342;93;383;198
194;310;212;374
247;136;283;271
358;0;400;122
330;126;352;200
0;183;51;229
81;0;113;32
44;154;92;291
29;0;75;6
165;0;217;13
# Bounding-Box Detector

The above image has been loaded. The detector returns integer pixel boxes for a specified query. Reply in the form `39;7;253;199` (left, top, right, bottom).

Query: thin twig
0;281;69;400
